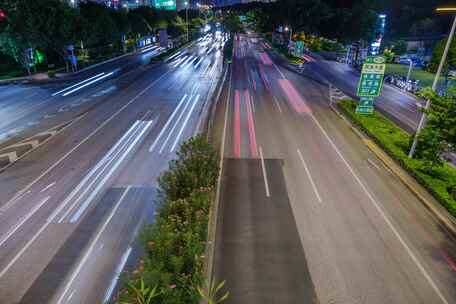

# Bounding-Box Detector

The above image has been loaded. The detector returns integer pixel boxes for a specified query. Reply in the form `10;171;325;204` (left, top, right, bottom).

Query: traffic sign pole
355;56;386;115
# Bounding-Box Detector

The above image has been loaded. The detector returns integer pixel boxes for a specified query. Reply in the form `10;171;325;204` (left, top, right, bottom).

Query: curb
0;76;31;85
70;51;134;76
200;65;231;301
330;104;456;237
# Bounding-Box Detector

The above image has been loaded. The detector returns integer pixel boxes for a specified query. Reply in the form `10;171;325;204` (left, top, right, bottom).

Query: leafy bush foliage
338;99;456;217
115;136;220;304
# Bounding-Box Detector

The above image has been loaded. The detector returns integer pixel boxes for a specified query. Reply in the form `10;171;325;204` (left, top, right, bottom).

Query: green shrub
47;70;56;78
338;99;456;217
115;135;220;304
223;38;233;63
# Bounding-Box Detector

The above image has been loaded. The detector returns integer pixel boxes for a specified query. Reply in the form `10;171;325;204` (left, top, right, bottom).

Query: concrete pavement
213;33;456;304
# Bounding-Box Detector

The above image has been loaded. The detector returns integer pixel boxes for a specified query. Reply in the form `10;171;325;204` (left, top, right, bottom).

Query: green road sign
154;0;176;10
356;97;374;115
356;56;386;97
293;41;304;57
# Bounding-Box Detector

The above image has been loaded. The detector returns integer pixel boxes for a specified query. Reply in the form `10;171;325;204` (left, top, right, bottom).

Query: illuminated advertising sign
155;0;176;10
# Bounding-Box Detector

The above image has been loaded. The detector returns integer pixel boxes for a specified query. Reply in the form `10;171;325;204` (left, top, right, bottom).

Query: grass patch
114;136;221;304
262;34;304;65
385;63;435;88
338;99;456;218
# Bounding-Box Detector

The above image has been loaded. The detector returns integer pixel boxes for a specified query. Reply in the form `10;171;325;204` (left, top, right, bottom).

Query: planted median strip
338;99;456;218
114;136;228;304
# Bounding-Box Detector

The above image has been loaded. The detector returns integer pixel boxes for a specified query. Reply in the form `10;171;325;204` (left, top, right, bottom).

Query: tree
0;0;81;73
253;0;376;43
80;2;120;47
414;88;456;170
390;40;407;55
428;37;456;73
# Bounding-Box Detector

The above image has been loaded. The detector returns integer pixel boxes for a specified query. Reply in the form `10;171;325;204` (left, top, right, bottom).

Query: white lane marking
159;96;192;154
250;95;256;113
297;149;322;203
367;158;381;171
62;72;114;97
272;95;283;113
56;121;142;223
179;55;194;67
191;83;200;96
273;63;286;79
195;57;204;69
103;246;132;304
149;94;188;152
171;56;187;68
0;191;31;214
309;113;449;304
171;94;200;152
69;121;153;223
67;291;74;301
210;63;218;77
52;73;105;96
165;50;182;62
175;55;192;68
141;45;158;53
0;198;57;279
259;147;271;197
99;243;104;250
1;69;172;214
184;56;198;68
40;182;56;193
56;186;132;304
0;196;50;248
202;62;212;74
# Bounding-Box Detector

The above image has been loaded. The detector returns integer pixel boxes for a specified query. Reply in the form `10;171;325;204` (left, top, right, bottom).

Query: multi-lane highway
0;32;225;303
213;33;456;304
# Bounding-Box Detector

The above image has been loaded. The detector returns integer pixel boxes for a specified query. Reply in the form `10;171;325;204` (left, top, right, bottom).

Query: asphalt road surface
213;33;456;304
0;33;225;304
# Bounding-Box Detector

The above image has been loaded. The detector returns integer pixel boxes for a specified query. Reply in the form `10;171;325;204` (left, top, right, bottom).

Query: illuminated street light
409;7;456;157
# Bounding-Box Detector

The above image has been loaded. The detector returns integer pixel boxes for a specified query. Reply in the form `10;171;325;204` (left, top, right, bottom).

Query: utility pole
409;12;456;158
185;1;189;42
405;59;413;84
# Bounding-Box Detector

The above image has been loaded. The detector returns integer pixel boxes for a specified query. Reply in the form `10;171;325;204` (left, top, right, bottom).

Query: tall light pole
284;26;292;48
409;8;456;158
184;1;189;42
405;58;414;84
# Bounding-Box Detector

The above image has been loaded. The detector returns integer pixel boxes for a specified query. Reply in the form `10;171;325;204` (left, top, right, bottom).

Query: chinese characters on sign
355;56;386;114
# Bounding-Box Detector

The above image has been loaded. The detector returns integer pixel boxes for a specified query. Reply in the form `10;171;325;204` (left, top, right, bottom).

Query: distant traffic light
0;9;6;22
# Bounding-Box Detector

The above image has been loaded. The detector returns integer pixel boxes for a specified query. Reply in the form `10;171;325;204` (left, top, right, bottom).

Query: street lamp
408;7;456;158
284;26;292;47
405;58;414;86
184;1;189;42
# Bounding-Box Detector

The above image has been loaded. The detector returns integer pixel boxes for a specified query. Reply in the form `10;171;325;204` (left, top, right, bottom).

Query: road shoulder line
330;104;456;237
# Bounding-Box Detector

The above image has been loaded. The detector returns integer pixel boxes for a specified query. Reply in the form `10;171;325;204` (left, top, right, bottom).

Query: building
370;14;387;56
213;0;275;6
65;0;153;8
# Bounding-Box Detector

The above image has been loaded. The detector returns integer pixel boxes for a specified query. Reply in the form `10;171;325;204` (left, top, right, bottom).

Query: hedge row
115;136;220;304
338;99;456;218
261;34;304;65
